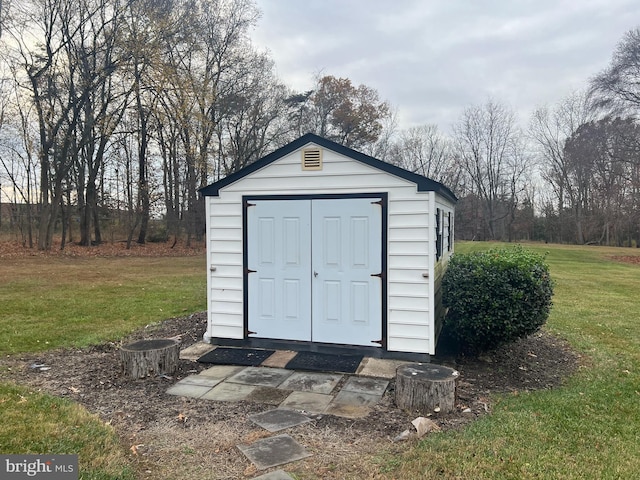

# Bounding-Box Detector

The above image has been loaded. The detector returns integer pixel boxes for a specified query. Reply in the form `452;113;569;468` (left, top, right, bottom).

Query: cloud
252;0;640;132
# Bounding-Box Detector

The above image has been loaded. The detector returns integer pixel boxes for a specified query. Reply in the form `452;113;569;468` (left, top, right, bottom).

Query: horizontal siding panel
211;277;243;291
387;297;431;316
388;199;430;215
210;216;242;229
211;288;243;303
388;323;429;339
210;301;243;316
388;281;428;297
388;241;429;256
209;202;241;216
388;214;429;228
387;336;430;354
209;252;242;267
209;239;242;254
214;313;243;328
389;309;431;326
388;227;429;241
388;268;430;283
388;255;429;270
210;324;244;339
388;295;430;311
210;312;243;327
209;228;242;241
208;264;242;278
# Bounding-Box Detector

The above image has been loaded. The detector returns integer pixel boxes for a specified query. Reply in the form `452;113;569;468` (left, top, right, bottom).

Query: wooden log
395;363;459;414
120;339;180;379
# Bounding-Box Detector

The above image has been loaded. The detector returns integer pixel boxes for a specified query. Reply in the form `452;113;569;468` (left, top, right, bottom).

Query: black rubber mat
285;351;363;374
197;347;275;366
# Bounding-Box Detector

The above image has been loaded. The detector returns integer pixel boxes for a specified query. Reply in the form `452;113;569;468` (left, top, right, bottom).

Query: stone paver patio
172;343;403;475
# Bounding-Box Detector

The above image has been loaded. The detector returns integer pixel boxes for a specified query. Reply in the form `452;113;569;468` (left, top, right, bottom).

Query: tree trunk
120;339;180;379
395;363;459;414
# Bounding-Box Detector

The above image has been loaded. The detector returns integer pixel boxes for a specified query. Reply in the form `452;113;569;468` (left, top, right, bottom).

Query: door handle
314;271;318;278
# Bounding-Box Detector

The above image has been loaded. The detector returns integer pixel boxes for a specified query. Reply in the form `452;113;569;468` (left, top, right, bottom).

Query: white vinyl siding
205;143;450;354
206;198;244;340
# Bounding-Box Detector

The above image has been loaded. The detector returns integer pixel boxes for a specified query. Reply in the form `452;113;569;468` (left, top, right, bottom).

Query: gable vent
302;148;322;170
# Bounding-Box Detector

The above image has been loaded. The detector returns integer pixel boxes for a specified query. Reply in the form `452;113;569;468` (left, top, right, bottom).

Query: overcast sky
251;0;639;133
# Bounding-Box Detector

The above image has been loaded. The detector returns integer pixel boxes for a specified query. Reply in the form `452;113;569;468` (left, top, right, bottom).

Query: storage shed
200;133;457;358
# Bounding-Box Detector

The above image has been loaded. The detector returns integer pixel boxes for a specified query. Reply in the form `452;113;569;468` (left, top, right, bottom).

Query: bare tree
530;91;594;242
563;116;640;245
151;0;260;243
121;0;171;245
0;79;41;245
71;0;131;246
590;28;640;114
3;0;124;250
453;99;530;240
217;51;291;175
394;125;450;176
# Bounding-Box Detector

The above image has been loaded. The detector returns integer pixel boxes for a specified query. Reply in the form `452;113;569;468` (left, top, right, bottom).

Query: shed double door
247;198;382;347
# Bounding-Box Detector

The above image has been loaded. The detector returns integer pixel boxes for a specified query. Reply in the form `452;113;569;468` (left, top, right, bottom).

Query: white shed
200;133;457;359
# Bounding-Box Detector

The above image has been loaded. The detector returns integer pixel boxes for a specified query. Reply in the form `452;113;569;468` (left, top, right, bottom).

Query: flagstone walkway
168;343;411;476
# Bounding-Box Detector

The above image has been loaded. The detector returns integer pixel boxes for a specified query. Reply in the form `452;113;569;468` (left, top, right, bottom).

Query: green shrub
441;245;554;354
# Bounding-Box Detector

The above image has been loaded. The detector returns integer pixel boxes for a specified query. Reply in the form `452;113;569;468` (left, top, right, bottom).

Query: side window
436;208;442;261
447;212;453;252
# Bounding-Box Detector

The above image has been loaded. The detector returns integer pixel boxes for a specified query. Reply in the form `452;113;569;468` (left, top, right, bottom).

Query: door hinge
246;268;256;274
371;272;384;279
246;201;256;207
372;338;385;346
371;199;383;206
246;329;256;336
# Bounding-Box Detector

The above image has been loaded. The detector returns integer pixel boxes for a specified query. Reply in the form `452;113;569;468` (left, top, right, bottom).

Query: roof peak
199;134;457;204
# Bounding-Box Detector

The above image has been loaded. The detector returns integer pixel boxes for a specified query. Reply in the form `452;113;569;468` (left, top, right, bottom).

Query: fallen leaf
243;464;256;476
412;417;441;437
130;444;144;455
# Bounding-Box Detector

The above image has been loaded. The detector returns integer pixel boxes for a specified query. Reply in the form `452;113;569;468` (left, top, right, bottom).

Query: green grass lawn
0;253;206;479
384;242;640;479
0;256;205;354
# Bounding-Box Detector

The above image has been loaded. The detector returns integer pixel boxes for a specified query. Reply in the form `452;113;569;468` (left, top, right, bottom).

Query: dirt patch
610;255;640;265
0;313;581;479
0;239;205;258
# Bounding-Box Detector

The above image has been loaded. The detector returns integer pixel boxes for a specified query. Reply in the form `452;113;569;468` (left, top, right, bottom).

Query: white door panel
311;198;382;346
248;200;311;341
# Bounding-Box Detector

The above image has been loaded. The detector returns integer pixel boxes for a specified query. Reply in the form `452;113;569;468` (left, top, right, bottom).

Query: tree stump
395;363;459;414
120;339;180;379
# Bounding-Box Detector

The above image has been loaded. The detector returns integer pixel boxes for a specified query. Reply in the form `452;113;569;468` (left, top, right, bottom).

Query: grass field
0;255;205;354
1;243;639;479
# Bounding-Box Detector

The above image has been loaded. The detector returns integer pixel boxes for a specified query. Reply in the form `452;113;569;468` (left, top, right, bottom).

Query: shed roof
199;133;457;204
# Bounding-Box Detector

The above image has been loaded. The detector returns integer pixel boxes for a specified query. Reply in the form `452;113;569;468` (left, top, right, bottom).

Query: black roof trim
199;133;457;203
